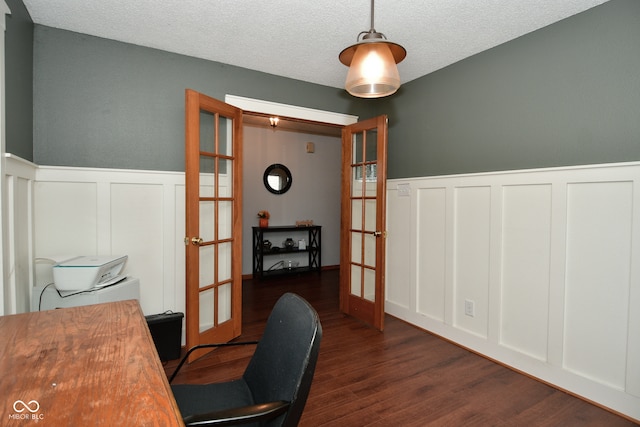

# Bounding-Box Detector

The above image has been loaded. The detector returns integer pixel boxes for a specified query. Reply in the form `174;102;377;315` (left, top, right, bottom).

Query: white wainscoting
4;157;639;419
33;165;186;318
0;1;13;316
2;155;37;314
386;161;640;421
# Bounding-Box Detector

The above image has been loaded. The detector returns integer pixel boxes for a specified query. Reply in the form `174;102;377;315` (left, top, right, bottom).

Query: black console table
252;225;321;279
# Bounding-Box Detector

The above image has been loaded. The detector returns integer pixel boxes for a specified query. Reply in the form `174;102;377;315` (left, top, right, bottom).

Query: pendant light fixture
339;0;406;98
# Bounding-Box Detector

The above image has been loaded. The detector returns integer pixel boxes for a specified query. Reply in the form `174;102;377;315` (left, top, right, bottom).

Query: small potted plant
257;210;270;228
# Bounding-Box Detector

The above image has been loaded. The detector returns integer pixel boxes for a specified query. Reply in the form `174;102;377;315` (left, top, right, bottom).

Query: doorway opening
225;95;389;331
229;95;354;279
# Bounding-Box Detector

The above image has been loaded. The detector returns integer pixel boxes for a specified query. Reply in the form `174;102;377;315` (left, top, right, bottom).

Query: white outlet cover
397;183;411;197
464;299;475;317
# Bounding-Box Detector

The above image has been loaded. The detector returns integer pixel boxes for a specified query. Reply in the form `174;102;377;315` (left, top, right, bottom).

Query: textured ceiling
23;0;609;90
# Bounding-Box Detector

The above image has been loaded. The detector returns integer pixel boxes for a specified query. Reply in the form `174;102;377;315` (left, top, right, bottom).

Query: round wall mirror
263;164;292;194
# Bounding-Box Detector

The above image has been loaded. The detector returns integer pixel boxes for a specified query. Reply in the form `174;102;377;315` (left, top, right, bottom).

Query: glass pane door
184;90;243;360
197;110;234;333
350;128;378;302
340;115;388;330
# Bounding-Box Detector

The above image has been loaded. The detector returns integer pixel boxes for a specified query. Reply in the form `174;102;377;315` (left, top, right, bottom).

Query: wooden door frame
339;115;388;330
225;96;388;329
184;89;243;361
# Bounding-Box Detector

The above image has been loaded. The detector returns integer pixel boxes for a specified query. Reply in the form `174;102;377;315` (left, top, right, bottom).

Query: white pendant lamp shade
342;41;403;98
339;0;406;98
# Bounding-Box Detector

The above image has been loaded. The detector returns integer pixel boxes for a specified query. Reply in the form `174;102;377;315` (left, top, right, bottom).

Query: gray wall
5;0;33;161
33;25;374;171
383;0;640;178
22;0;640;177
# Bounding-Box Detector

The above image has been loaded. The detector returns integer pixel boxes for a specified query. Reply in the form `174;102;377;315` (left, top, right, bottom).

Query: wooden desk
0;300;184;426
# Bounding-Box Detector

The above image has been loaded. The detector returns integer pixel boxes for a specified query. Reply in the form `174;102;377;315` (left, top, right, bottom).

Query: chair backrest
243;292;322;427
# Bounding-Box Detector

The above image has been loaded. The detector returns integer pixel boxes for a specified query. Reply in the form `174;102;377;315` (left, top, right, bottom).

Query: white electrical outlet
464;299;475;317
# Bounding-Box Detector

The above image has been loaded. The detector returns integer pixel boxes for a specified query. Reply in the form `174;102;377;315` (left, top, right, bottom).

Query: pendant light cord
358;0;386;41
370;0;375;31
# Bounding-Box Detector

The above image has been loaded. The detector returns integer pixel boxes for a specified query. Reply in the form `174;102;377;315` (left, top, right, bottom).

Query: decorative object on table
283;238;295;251
295;220;314;227
257;210;270;228
298;239;307;250
262;240;272;251
285;260;300;270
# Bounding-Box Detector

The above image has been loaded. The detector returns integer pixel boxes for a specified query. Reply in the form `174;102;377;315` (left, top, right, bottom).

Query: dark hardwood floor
166;269;638;426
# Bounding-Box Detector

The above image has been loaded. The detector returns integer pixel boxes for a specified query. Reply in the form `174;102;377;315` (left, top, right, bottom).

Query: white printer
53;255;128;290
32;255;139;312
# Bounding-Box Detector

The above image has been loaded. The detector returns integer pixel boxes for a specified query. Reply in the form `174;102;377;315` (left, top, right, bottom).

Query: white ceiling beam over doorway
225;95;358;126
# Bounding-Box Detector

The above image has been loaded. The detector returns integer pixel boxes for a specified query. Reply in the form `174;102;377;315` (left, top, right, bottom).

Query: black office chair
170;293;322;426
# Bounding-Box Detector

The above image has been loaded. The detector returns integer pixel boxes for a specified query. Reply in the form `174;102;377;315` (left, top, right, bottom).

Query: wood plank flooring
166;269;638;426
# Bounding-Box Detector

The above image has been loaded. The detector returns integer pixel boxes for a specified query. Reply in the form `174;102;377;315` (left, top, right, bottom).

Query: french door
184;89;243;361
340;115;388;331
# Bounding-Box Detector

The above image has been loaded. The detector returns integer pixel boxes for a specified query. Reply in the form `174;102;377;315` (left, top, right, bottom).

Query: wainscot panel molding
34;165;186;323
2;154;36;314
0;1;12;315
385;161;640;422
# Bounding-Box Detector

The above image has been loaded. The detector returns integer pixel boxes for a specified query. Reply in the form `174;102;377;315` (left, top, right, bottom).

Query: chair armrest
169;341;258;383
183;400;290;426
